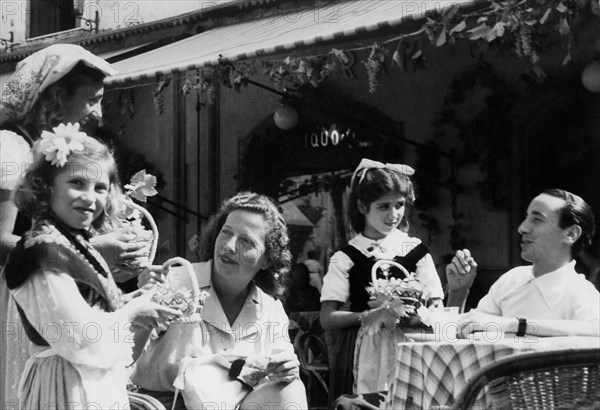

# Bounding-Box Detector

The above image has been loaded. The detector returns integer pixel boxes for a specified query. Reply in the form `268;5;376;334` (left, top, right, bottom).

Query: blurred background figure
303;249;324;294
284;263;322;313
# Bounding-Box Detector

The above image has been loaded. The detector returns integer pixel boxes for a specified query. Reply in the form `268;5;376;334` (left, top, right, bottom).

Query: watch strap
516;317;527;337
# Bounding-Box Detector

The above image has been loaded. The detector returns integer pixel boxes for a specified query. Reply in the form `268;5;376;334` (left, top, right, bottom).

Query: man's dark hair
543;189;596;256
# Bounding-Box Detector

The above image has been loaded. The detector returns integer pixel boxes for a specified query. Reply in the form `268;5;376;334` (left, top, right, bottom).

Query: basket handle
123;199;159;265
162;257;200;301
371;259;414;292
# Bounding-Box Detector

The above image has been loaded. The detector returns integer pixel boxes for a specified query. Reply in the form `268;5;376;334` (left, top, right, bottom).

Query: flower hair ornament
39;123;87;167
351;158;415;186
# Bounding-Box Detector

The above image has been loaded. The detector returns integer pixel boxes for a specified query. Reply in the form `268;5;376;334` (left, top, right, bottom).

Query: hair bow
351;158;415;186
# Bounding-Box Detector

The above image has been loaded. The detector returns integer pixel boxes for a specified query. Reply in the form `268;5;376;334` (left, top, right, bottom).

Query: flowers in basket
360;260;429;335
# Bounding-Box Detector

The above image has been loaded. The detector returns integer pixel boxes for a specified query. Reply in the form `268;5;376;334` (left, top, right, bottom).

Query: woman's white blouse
171;261;294;360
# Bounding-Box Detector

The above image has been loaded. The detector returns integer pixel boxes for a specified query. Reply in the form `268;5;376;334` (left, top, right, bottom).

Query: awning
107;0;482;85
281;201;315;227
96;41;155;62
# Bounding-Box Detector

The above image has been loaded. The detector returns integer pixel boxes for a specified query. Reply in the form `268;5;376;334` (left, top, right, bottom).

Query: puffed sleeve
320;250;352;303
415;253;445;300
11;269;133;369
0;130;32;190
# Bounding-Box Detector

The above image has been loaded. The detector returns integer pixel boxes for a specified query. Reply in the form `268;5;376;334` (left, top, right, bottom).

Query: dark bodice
341;243;429;312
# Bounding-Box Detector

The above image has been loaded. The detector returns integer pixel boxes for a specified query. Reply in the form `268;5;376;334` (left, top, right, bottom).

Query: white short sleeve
320;250;352;303
0;130;32;190
415;253;445;300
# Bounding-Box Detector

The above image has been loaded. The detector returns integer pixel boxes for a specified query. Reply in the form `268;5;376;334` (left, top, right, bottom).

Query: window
29;0;76;38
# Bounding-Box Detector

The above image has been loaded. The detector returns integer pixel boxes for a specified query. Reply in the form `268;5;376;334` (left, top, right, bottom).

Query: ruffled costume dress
2;217;133;408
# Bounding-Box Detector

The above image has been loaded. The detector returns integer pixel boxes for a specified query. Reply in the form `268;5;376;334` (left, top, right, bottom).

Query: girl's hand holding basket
140;257;209;325
361;260;428;334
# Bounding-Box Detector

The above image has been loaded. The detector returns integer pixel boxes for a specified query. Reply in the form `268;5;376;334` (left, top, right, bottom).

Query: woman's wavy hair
348;166;416;234
199;192;291;298
22;63;105;133
14;135;122;232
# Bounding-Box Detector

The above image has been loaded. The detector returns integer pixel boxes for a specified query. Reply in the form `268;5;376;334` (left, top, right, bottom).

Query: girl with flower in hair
2;126;181;408
134;192;307;410
0;44;153;403
320;158;448;400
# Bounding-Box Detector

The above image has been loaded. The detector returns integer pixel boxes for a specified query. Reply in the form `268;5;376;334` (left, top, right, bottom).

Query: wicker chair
128;392;167;410
452;348;600;410
296;331;330;405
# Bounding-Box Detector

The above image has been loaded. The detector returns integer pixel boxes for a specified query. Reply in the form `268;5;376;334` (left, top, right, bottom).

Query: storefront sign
302;124;372;149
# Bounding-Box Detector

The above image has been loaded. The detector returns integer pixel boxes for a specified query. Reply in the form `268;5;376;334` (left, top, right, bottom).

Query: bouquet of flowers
110;171;159;281
361;260;428;334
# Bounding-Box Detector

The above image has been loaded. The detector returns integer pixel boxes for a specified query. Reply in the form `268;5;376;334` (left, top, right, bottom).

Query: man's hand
446;249;477;292
458;310;512;338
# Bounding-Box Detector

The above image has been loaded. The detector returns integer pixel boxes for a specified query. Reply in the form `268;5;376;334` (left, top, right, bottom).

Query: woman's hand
91;231;152;275
266;351;300;383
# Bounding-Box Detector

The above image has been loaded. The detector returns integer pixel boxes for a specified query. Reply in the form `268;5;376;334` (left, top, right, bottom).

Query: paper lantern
581;60;600;93
273;104;299;130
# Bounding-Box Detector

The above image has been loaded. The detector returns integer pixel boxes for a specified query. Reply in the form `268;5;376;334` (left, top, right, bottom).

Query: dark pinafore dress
327;243;429;403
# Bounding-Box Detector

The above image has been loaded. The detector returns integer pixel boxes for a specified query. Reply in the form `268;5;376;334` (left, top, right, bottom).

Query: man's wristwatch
516;317;527;337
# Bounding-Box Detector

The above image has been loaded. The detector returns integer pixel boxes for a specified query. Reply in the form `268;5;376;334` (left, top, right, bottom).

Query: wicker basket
124;200;207;323
370;259;424;307
152;257;207;323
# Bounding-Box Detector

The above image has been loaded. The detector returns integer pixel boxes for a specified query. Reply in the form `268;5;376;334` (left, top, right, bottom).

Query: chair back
453;348;600;410
296;331;329;371
128;392;167;410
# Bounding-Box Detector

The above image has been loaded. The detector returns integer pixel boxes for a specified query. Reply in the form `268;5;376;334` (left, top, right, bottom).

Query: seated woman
133;192;307;409
283;263;322;313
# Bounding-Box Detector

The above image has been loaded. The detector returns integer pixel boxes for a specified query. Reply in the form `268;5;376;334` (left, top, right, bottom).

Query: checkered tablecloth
386;336;600;409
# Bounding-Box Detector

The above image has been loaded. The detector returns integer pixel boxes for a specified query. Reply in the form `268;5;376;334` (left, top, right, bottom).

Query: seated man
452;189;600;338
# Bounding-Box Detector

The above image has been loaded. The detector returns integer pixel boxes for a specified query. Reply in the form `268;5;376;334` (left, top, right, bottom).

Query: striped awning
107;0;482;85
96;41;155;62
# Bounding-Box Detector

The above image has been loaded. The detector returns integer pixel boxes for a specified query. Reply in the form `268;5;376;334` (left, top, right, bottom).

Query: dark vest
341;243;429;312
